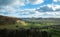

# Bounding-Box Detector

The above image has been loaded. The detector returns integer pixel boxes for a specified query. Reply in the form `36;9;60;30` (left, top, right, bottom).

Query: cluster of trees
0;28;52;37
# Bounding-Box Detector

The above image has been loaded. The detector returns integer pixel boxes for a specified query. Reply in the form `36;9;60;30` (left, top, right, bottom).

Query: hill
0;15;28;29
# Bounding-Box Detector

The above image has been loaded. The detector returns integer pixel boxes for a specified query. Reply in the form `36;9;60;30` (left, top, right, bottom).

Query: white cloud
28;0;44;5
0;0;60;18
53;0;58;2
20;10;59;17
52;5;60;11
46;12;56;16
47;4;52;8
11;0;25;6
54;12;60;16
1;6;60;18
0;0;25;8
44;12;60;18
5;6;16;13
40;4;52;8
53;0;60;2
0;6;17;14
32;9;60;18
36;4;60;12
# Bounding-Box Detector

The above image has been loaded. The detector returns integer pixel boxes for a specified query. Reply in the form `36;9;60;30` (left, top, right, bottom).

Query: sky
0;0;60;18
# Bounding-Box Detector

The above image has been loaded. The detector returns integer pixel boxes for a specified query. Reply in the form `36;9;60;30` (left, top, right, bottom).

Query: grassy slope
0;15;28;29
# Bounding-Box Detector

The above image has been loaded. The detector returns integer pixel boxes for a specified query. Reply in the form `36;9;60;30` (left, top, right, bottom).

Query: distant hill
0;15;27;25
21;17;60;21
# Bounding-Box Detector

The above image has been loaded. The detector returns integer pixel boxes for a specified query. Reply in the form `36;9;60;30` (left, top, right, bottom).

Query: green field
0;16;60;37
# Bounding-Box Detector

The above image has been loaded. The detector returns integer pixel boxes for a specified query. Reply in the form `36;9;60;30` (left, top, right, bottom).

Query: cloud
27;0;44;5
0;0;60;18
52;0;60;11
0;6;60;18
36;4;60;12
0;0;14;6
0;6;16;14
53;0;60;2
0;0;26;9
18;10;44;18
15;9;56;18
52;5;60;11
0;0;26;14
11;0;25;7
0;7;36;18
36;4;53;12
54;12;60;16
34;11;60;18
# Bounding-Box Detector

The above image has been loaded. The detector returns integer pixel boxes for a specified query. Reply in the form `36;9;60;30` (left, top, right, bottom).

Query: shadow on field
0;28;52;37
